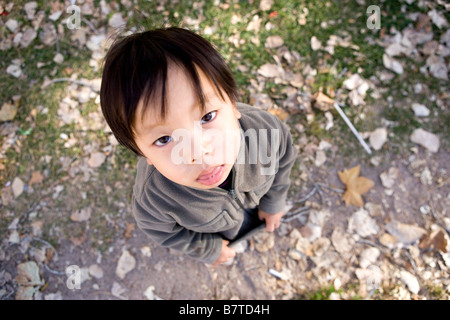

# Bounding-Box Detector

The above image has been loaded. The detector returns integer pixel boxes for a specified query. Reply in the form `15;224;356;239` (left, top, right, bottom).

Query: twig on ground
333;102;372;155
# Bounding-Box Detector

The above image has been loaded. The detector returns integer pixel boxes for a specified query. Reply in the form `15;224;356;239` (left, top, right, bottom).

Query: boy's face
133;64;242;190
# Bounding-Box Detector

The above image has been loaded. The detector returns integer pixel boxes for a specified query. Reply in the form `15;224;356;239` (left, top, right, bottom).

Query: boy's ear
233;105;242;119
146;157;153;166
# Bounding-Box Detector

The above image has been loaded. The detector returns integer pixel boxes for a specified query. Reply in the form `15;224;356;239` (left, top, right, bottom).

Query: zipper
214;167;245;210
228;188;245;210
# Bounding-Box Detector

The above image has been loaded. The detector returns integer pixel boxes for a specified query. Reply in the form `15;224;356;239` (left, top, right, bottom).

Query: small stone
365;202;384;217
385;221;426;244
331;227;354;254
295;235;314;256
0;102;18;122
299;223;322;242
383;54;404;74
88;152;106;168
20;28;37;48
259;0;274;11
379;233;398;248
257;63;280;78
254;231;274;253
420;167;432;185
311;36;322;51
411;103;430;117
369;128;387;151
143;285;161;300
359;247;380;268
410;128;440;153
12;177;25;198
140;246;152;257
400;270;420;294
24;2;37;20
88;264;104;279
6;64;22;78
265;35;284;49
348;209;379;238
5;19;19;32
108;13;127;29
53;53;64;64
312;237;330;256
70;207;91;222
380;167;398;189
115;250;136;280
314;150;326;167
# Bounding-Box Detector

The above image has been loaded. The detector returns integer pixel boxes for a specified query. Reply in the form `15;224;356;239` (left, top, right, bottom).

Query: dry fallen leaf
312;92;334;111
419;229;447;253
29;171;44;187
268;107;289;121
124;221;135;238
338;165;374;207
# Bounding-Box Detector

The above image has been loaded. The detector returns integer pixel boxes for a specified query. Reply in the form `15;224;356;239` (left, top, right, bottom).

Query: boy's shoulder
236;102;287;131
133;157;166;201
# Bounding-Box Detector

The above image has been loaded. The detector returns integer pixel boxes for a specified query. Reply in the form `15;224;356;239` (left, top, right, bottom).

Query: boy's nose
191;139;213;164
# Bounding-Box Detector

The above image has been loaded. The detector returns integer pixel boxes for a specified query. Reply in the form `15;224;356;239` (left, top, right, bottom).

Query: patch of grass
300;284;343;300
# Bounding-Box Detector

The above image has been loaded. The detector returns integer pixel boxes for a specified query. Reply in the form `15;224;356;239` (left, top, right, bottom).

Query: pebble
331;227;354;254
265;35;284;49
311;36;322;51
383;54;404;74
12;177;24;198
385;221;427;244
348;209;379;238
115;249;136;280
369;128;387;151
88;264;104;279
380;167;398;189
411;103;430;117
359;247;380;268
400;270;420;294
410;128;440;153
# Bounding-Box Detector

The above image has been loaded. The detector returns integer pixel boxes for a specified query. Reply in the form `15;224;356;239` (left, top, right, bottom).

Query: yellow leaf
268;108;289;121
338;165;374;207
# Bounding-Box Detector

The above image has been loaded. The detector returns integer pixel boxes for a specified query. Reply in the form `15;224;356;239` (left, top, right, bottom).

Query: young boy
100;27;298;266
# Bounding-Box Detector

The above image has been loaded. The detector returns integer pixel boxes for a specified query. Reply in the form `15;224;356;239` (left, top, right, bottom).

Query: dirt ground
3;145;447;300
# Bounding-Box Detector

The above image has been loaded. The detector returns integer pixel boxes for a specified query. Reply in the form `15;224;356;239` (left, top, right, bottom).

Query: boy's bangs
139;59;227;125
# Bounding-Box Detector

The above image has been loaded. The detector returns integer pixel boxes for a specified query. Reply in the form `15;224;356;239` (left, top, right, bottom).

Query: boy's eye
201;111;217;124
154;136;172;146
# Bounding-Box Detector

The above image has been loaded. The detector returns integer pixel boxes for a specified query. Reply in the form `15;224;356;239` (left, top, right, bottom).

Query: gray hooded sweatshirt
132;103;298;264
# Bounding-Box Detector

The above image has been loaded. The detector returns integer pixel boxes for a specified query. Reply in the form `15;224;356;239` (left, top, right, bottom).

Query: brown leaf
124;222;135;238
268;108;289;121
312;92;334;111
338;165;374;207
419;229;447;253
29;171;44;187
71;233;87;246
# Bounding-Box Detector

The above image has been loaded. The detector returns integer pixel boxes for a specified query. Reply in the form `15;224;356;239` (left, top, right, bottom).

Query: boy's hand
258;209;284;232
211;240;236;266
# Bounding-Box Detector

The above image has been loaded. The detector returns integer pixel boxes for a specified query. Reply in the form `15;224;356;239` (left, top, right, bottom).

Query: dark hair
100;27;239;157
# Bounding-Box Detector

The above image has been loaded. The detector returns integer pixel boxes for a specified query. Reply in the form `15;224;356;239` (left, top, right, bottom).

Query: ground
0;0;449;300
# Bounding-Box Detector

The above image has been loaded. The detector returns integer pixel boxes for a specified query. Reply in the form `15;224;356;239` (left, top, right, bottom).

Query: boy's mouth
196;165;225;186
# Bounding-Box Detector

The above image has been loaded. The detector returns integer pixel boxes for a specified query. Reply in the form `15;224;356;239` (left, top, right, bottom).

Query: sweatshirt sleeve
257;119;298;214
132;195;223;264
